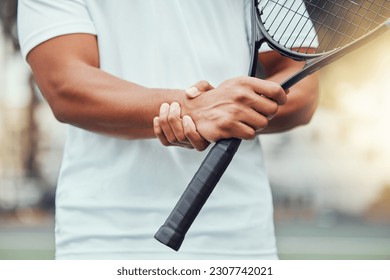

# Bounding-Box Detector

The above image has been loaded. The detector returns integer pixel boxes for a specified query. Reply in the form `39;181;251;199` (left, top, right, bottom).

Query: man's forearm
34;62;186;139
257;51;320;134
27;33;187;139
260;73;319;134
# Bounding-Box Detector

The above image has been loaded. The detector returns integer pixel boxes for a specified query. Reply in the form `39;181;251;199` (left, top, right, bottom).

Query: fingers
183;77;291;142
185;87;201;98
251;95;280;121
154;102;210;151
167;102;188;144
153;117;171;147
155;77;287;145
156;103;176;144
154;103;182;147
221;76;287;106
223;76;287;122
155;80;213;150
156;102;192;148
246;77;288;105
182;115;209;151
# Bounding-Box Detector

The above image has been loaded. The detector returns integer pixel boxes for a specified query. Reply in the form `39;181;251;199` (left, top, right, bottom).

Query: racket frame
154;0;390;251
281;18;390;89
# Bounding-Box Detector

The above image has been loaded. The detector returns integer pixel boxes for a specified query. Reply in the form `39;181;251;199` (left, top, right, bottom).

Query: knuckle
198;80;209;87
166;135;177;144
217;116;232;132
270;83;282;96
243;129;256;140
167;114;176;123
183;123;197;138
269;102;279;115
160;140;170;147
197;80;211;91
227;104;242;116
271;84;286;104
158;117;168;126
236;76;249;86
257;116;269;129
234;90;249;103
184;130;196;141
183;129;192;138
176;134;187;143
220;129;234;141
196;143;209;151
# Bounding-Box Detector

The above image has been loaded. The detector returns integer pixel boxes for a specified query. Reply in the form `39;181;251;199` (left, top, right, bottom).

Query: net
258;0;390;53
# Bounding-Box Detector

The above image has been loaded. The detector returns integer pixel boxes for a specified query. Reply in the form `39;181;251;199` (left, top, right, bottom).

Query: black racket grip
154;138;242;251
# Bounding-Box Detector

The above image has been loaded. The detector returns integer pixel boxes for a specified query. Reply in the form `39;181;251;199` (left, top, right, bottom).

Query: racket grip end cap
154;225;184;251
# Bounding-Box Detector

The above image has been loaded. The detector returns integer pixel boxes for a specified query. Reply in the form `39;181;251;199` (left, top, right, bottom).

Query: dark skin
27;34;318;151
154;50;319;150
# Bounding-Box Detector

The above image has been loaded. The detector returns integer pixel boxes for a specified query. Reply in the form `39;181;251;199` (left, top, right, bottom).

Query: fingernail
153;116;159;126
160;103;169;114
185;86;200;98
267;113;276;120
183;115;194;128
182;115;190;126
170;102;179;113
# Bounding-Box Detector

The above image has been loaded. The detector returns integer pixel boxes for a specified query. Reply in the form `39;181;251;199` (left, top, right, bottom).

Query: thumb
185;80;215;99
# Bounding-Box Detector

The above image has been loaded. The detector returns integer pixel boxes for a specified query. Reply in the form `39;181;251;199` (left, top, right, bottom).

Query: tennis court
1;213;389;260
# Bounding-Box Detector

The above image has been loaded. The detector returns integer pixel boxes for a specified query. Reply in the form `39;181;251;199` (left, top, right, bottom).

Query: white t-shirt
18;0;315;260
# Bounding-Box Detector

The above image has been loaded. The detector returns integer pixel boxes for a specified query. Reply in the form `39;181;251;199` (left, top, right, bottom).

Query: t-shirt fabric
18;0;315;260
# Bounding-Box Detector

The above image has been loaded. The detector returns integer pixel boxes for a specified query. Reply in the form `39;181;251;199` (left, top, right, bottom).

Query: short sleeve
17;0;97;59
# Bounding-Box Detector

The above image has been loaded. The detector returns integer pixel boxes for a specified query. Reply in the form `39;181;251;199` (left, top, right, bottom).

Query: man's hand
153;81;213;151
181;76;287;142
153;77;287;149
153;103;210;151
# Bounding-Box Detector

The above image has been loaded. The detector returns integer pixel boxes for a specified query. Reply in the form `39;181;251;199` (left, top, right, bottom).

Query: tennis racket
155;0;390;251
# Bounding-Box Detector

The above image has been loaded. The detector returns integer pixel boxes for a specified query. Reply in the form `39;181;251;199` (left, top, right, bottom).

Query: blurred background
1;0;389;260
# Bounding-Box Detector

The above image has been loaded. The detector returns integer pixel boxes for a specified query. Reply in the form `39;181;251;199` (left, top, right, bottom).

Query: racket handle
154;138;242;251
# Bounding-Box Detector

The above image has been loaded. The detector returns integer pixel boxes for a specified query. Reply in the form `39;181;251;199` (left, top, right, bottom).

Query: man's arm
154;51;319;146
27;34;185;139
259;50;320;133
27;34;287;141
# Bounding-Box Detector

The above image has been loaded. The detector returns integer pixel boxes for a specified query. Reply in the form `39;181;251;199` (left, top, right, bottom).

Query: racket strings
308;0;389;51
276;1;311;48
258;0;390;54
259;0;319;52
316;0;375;51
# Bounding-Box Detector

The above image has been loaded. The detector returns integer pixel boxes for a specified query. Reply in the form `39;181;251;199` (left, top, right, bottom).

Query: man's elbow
50;102;72;124
299;79;320;126
39;77;79;124
300;104;318;126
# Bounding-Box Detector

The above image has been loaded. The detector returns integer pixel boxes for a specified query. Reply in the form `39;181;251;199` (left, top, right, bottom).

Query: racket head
256;0;390;60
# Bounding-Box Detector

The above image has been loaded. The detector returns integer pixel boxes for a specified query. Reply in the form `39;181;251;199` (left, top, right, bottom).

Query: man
18;0;318;259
